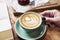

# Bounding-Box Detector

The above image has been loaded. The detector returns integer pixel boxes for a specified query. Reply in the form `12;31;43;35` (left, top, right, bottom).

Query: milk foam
20;12;42;29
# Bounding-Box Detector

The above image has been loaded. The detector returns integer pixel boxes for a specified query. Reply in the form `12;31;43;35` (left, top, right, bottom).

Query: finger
45;17;55;22
40;10;53;16
40;9;58;15
50;22;55;27
46;22;51;27
46;22;55;28
40;10;52;14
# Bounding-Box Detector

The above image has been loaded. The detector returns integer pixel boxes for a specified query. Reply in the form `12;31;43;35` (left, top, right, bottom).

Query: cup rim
19;12;42;29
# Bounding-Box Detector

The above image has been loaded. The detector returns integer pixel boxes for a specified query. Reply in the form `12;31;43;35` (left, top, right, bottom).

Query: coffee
19;12;42;29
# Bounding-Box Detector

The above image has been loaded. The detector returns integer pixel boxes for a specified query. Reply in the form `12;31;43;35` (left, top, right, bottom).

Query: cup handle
42;16;46;24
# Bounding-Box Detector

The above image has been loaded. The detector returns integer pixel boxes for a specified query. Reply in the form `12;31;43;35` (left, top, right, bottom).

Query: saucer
12;0;49;13
14;19;46;40
11;0;32;13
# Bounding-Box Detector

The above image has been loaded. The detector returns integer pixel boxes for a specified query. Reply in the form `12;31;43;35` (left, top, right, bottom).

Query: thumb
45;17;55;22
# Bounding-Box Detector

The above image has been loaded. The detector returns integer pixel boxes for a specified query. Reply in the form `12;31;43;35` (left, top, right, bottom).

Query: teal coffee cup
15;12;46;40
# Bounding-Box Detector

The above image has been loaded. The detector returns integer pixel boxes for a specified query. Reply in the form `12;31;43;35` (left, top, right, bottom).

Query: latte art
25;15;37;24
20;12;42;29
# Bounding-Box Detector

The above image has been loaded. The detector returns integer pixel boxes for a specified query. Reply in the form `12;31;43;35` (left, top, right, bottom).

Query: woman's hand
40;10;60;27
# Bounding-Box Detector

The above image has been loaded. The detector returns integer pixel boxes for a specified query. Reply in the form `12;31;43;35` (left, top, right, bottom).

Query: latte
19;12;42;29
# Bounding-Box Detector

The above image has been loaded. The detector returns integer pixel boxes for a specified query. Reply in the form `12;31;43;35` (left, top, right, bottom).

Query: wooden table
8;0;60;40
9;9;60;40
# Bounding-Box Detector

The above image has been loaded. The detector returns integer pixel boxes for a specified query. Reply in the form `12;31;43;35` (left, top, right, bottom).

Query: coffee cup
19;12;43;31
15;12;46;39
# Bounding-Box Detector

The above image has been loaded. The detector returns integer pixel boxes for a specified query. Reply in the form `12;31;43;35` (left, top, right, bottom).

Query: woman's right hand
40;10;60;27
